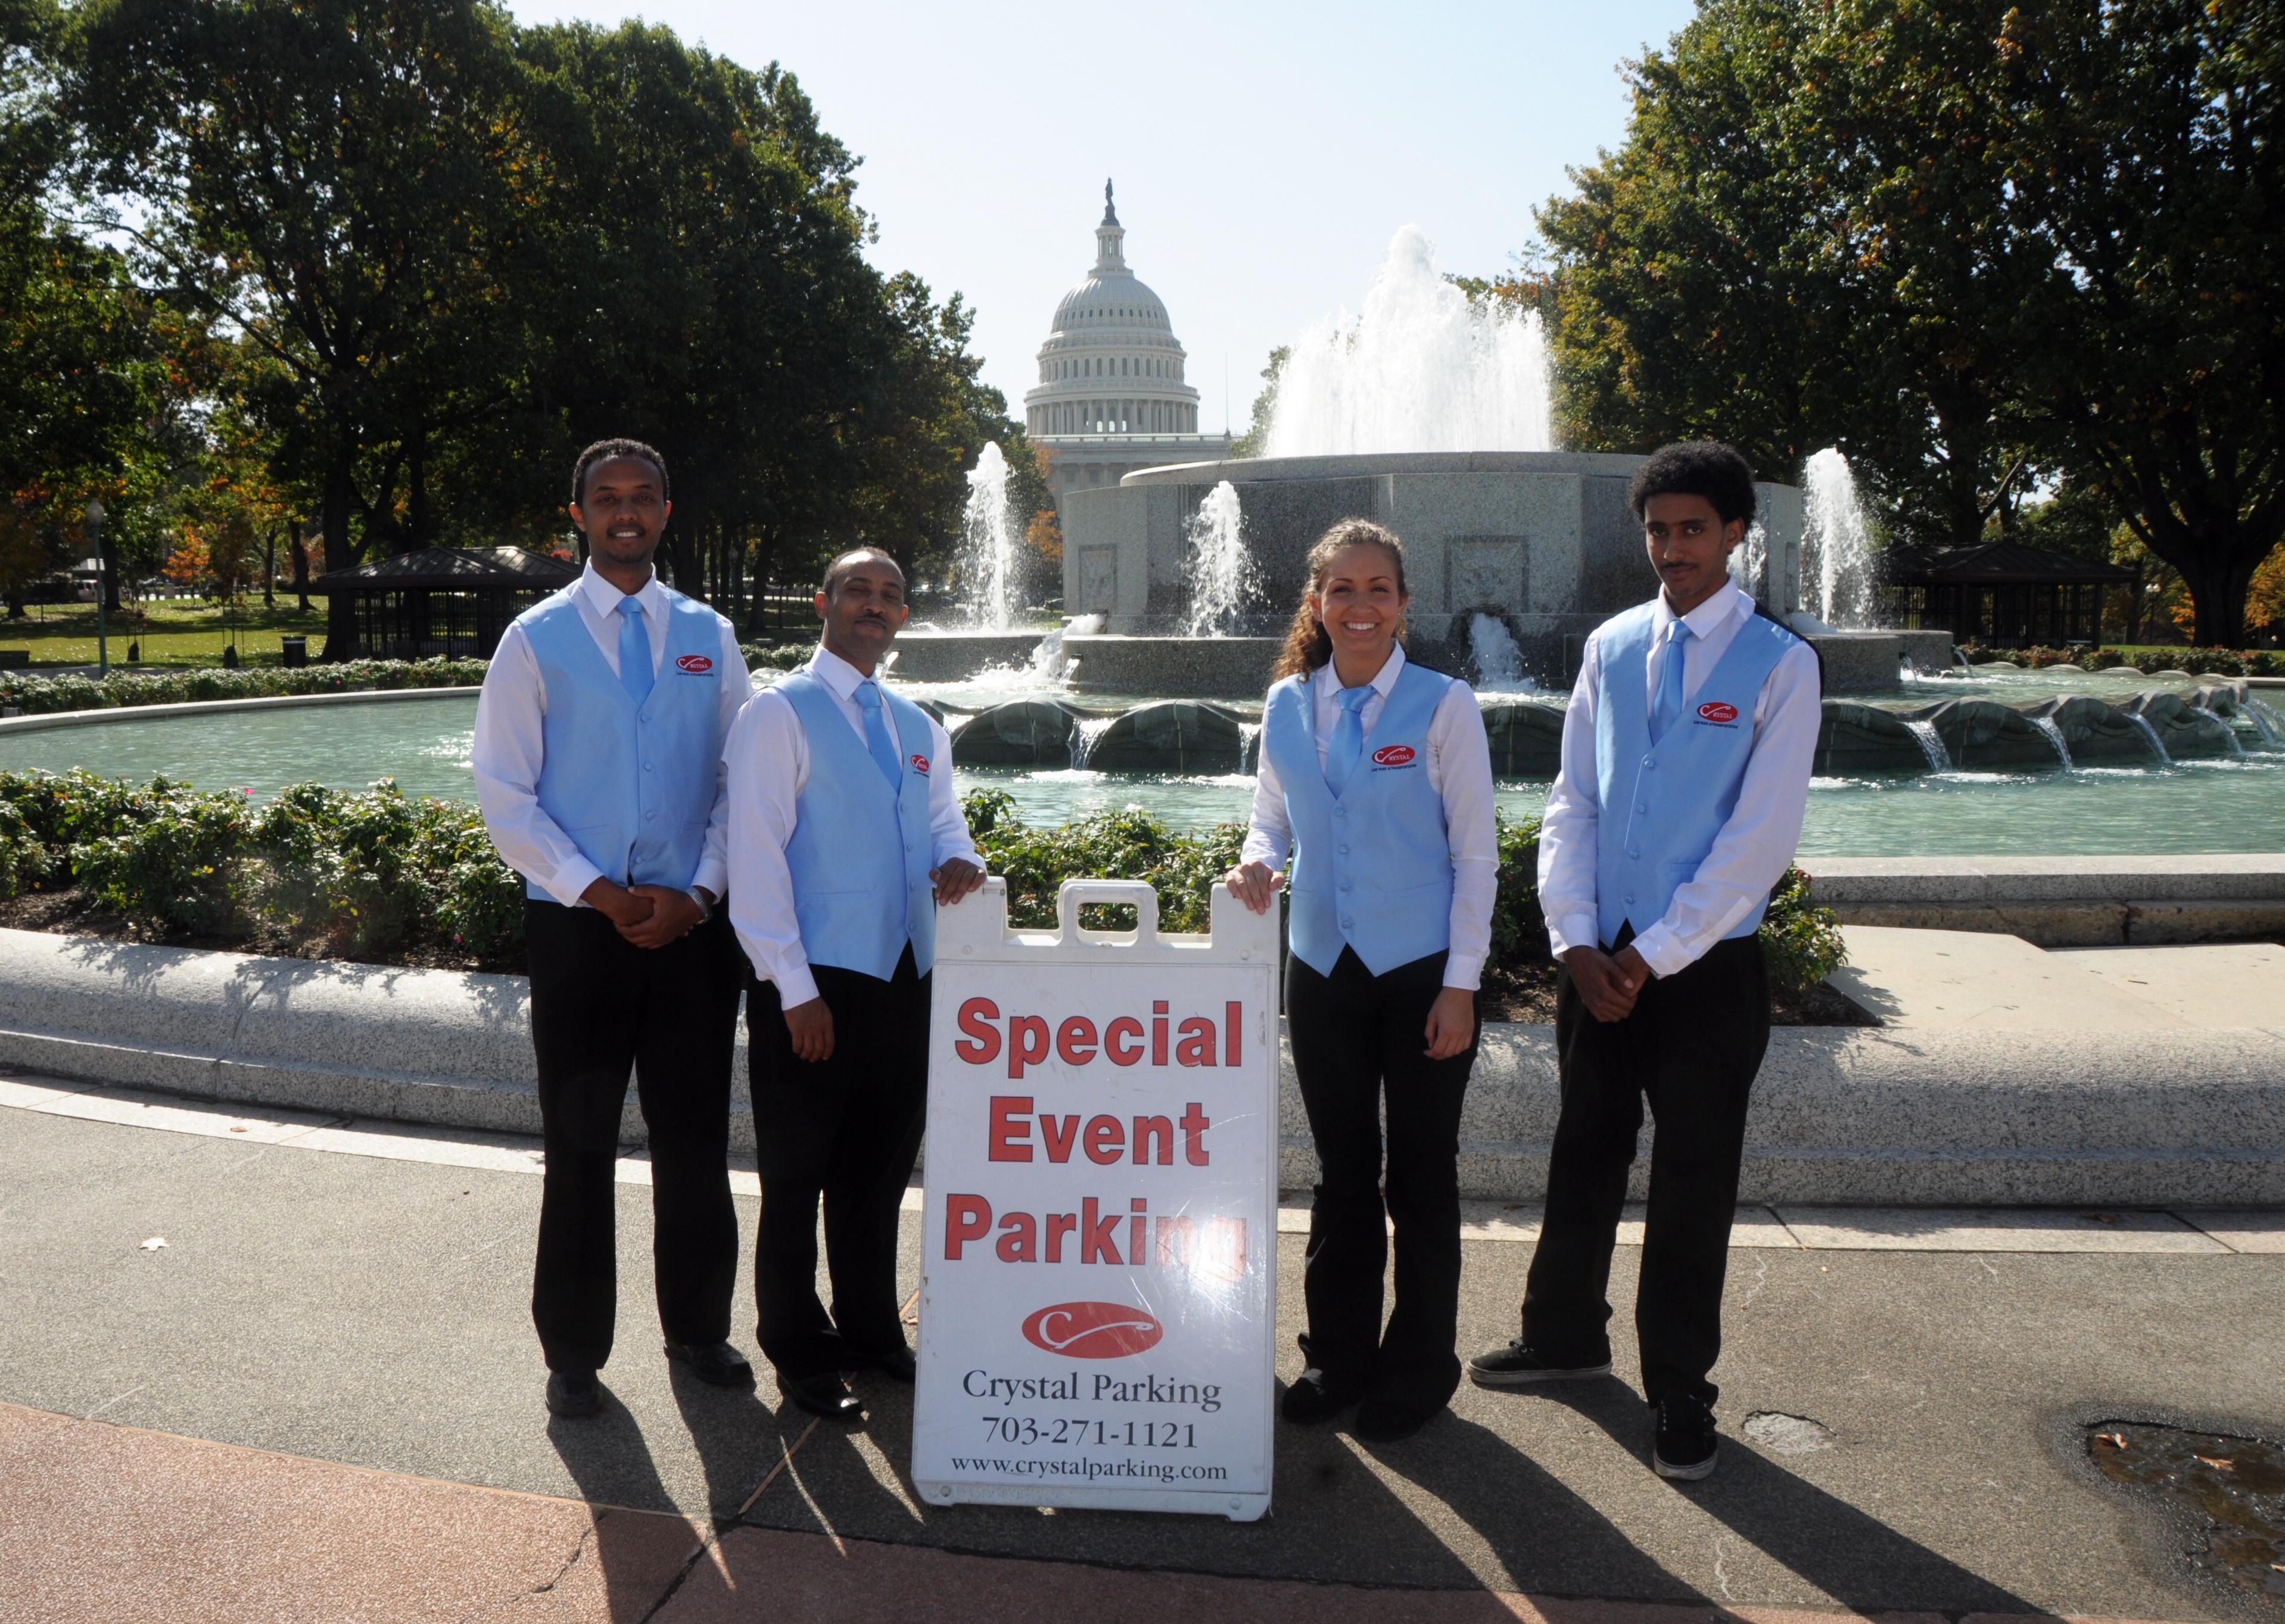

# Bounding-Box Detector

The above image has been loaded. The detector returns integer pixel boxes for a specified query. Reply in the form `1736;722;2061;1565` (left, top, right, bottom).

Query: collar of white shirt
1650;577;1749;642
576;560;666;624
1311;642;1408;701
807;644;885;701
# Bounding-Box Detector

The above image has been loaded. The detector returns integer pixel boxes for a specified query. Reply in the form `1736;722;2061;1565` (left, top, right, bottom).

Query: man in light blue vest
474;440;754;1420
724;546;984;1420
1467;443;1822;1482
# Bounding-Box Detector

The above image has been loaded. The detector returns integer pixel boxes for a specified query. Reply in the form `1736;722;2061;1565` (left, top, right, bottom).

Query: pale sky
502;1;1697;433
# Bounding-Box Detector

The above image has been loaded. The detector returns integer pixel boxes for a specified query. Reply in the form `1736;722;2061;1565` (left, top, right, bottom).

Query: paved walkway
1828;930;2285;1030
3;1072;2281;1622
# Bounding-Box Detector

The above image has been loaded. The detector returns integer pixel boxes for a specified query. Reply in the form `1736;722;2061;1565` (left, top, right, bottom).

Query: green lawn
0;599;329;668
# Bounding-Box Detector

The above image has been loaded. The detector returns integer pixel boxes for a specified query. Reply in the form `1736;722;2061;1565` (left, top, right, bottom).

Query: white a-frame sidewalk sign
912;878;1278;1521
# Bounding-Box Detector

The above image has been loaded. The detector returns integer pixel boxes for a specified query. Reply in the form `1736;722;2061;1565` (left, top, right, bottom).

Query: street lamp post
85;497;108;679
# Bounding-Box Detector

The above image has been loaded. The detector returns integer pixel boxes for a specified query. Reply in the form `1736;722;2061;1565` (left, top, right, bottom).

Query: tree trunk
408;431;429;551
322;453;357;659
745;532;777;638
2179;546;2257;649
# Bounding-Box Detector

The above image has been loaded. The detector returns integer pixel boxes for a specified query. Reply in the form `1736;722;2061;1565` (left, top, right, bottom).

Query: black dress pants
747;946;929;1380
1521;931;1770;1406
1287;945;1479;1402
527;898;744;1374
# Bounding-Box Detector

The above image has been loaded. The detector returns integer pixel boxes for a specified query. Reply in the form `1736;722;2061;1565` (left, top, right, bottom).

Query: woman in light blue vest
1225;519;1498;1443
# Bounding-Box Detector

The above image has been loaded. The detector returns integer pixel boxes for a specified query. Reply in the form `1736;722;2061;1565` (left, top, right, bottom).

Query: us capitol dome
1025;182;1230;512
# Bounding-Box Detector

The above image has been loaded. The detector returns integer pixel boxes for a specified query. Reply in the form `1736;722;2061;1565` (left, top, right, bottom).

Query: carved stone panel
1446;537;1528;614
1077;545;1119;614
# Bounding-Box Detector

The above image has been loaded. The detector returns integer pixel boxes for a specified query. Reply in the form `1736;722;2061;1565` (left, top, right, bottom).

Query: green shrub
1488;813;1546;968
1760;866;1848;995
963;789;1244;934
67;778;253;935
739;643;812;672
0;657;487;718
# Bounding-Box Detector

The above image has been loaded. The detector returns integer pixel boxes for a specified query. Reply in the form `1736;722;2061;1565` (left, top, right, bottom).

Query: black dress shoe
664;1337;756;1388
1353;1385;1449;1443
1280;1368;1366;1425
845;1344;917;1383
780;1371;863;1420
546;1370;602;1418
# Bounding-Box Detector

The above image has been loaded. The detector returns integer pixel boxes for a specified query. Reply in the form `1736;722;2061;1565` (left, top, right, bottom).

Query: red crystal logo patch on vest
1371;745;1418;767
1696;701;1739;724
910;754;930;774
675;654;714;674
1020;1302;1163;1359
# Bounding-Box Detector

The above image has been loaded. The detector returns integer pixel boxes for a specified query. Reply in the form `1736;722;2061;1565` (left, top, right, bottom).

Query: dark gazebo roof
1882;541;2136;586
307;546;580;594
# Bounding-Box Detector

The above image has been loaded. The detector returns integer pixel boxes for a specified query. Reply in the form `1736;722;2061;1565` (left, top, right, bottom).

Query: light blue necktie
615;597;653;707
854;680;904;790
1650;619;1692;742
1324;683;1374;797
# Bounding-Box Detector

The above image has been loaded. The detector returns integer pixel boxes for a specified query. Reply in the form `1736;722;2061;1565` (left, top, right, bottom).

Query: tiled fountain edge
6;926;2284;1205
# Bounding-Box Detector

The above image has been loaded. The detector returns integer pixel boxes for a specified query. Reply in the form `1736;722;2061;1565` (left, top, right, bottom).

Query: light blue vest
1263;661;1458;978
779;670;939;981
519;587;728;902
1592;601;1805;947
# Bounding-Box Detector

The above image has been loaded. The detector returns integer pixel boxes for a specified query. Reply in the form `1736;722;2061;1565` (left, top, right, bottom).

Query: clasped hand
1565;943;1651;1022
583;879;705;948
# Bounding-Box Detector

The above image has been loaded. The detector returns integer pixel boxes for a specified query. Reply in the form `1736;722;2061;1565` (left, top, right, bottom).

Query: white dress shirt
1537;579;1822;979
724;645;979;1009
472;562;751;908
1240;645;1500;991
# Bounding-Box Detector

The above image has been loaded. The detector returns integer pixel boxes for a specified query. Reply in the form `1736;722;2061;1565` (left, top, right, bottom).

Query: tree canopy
1530;0;2284;645
10;0;1021;645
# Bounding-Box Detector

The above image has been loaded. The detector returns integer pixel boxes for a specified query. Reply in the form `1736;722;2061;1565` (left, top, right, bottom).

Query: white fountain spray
1265;226;1553;456
958;442;1021;632
1468;613;1531;692
1728;521;1769;603
1803;448;1877;629
1180;482;1260;637
1903;718;1953;771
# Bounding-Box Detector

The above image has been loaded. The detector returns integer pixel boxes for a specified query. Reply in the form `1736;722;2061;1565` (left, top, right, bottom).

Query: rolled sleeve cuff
1546;911;1600;961
537;854;604;910
1629;923;1700;981
1442;951;1483;992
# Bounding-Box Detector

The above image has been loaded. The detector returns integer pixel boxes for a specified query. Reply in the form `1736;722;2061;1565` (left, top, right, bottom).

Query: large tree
2018;0;2285;646
66;0;528;651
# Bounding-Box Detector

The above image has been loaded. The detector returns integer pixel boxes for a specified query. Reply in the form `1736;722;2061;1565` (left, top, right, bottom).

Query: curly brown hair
1269;519;1410;682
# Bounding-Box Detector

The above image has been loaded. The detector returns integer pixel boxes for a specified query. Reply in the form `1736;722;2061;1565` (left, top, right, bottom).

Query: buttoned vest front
779;670;939;981
1591;601;1802;947
1263;661;1456;977
519;587;726;902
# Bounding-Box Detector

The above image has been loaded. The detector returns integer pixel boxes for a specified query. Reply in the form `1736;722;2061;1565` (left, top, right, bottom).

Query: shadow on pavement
665;1362;782;1522
1536;1379;2037;1613
547;1388;701;1624
1355;1408;1695;1600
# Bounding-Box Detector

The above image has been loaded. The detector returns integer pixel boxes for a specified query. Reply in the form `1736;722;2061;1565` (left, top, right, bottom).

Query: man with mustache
474;439;755;1418
1467;441;1820;1481
724;546;985;1419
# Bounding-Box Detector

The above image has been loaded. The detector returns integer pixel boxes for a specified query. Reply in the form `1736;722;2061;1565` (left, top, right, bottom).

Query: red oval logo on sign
1696;701;1739;724
675;654;714;674
910;754;930;774
1020;1302;1163;1359
1371;745;1417;766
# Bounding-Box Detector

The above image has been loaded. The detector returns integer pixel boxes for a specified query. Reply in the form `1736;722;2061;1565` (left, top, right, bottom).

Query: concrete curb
5;926;2283;1205
1803;854;2285;944
0;685;480;737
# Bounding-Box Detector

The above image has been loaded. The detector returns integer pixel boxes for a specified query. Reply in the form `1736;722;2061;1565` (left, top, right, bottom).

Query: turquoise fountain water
5;677;2281;855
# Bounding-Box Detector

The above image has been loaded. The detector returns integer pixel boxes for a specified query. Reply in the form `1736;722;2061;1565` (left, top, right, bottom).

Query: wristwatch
685;887;716;920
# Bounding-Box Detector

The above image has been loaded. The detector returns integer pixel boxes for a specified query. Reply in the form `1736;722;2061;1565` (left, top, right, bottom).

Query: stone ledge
0;685;479;736
5;926;2282;1206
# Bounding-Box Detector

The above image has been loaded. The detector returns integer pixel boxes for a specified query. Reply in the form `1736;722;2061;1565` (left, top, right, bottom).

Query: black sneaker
1467;1341;1613;1387
1652;1392;1718;1480
546;1369;602;1418
1281;1368;1366;1424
